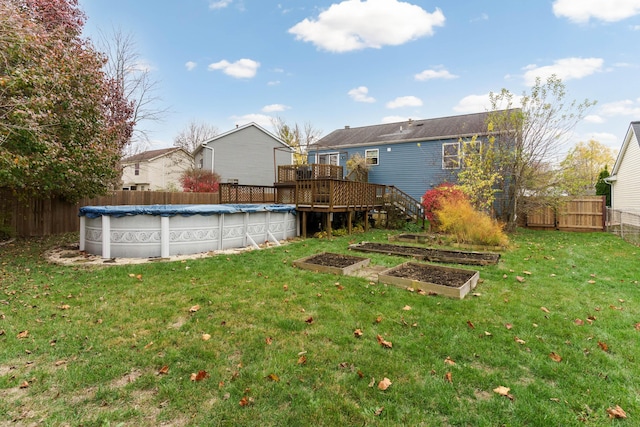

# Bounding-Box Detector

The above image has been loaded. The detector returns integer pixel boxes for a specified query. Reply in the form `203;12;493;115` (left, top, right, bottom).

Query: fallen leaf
467;320;475;329
190;370;209;382
523;271;532;275
549;352;562;362
158;365;169;375
144;341;154;349
283;284;288;291
607;405;627;419
189;305;200;313
54;360;67;366
376;334;392;348
402;305;412;311
297;355;307;365
587;280;596;284
266;373;279;382
550;273;556;277
17;330;29;339
368;377;375;387
484;331;493;336
239;396;250;407
305;316;314;324
598;341;609;352
503;274;508;279
374;407;384;416
635;323;640;331
505;323;513;330
136;274;142;281
128;273;135;278
378;377;392;390
444;356;456;365
493;386;514;400
375;316;382;323
574;319;584;326
541;307;550;313
265;336;272;345
19;381;29;389
59;304;70;310
354;329;363;338
514;336;526;345
444;372;453;383
407;287;415;292
516;276;525;283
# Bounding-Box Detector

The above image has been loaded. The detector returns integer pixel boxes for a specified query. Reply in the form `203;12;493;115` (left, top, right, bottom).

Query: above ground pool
79;204;298;259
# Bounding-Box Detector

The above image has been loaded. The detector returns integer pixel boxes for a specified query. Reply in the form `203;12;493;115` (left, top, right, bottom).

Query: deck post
326;213;332;238
348;211;353;234
302;211;307;238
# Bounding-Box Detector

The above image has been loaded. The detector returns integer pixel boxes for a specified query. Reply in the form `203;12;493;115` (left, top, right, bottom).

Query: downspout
203;145;215;172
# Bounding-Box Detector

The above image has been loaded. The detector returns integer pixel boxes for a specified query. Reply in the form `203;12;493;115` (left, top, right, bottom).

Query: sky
78;0;640;156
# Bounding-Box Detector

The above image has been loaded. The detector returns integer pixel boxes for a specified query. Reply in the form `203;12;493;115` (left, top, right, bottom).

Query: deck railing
294;179;385;210
218;183;276;204
277;164;343;183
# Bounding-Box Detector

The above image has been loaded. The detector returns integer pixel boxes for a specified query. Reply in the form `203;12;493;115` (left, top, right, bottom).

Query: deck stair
383;186;425;228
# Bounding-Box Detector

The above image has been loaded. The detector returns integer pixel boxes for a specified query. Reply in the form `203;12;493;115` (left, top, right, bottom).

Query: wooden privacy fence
523;196;606;231
0;189;220;237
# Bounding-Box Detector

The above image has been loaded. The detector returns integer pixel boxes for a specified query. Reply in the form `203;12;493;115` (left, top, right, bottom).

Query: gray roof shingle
312;110;504;149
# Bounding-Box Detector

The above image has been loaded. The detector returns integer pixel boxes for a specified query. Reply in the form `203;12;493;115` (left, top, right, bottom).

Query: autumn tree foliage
558;140;615;196
0;0;134;201
421;183;467;225
180;169;220;193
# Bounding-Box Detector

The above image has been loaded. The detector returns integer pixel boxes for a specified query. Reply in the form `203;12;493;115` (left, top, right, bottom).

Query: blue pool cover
79;204;297;219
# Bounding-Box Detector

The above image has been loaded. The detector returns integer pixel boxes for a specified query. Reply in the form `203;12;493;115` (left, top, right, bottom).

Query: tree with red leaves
421;183;468;224
180;169;221;193
0;0;134;201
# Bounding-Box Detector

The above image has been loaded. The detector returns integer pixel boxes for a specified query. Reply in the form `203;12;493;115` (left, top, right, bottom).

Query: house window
442;142;460;169
134;162;140;176
365;149;379;165
317;153;339;165
227;178;239;184
130;185;137;191
198;158;203;169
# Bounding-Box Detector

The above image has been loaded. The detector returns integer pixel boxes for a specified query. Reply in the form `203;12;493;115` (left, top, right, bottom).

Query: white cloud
599;98;640;117
470;13;489;22
552;0;640;23
208;59;260;78
584;114;604;123
381;115;411;123
267;80;281;86
262;104;290;113
210;0;232;10
453;93;524;113
231;113;274;128
348;86;376;103
185;61;197;71
386;96;423;109
633;24;640;30
414;68;458;81
288;0;445;52
522;57;603;86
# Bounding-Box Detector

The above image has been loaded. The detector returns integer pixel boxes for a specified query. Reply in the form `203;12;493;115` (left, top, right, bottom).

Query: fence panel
523;196;605;231
0;190;220;237
607;208;640;246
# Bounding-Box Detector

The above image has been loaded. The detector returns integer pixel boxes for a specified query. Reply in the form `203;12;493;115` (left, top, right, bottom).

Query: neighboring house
308;111;499;201
193;122;294;186
606;121;640;212
121;147;193;191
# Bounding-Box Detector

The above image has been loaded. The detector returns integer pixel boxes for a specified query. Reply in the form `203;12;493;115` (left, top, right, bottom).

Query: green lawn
1;229;639;426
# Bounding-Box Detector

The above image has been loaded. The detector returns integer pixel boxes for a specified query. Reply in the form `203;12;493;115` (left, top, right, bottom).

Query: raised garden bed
349;242;500;266
293;252;370;275
378;262;479;299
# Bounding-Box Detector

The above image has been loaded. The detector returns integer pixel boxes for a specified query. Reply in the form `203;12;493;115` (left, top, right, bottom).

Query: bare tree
460;75;596;231
271;117;322;165
97;27;168;155
173;120;219;153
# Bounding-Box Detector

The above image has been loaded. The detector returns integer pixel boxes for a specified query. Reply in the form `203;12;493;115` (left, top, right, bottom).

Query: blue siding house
308;111;496;201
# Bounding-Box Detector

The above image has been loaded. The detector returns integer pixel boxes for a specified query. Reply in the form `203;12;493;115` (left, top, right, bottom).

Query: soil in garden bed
351;242;500;265
301;252;368;268
385;263;476;288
